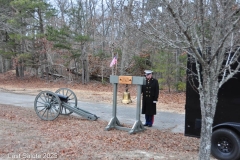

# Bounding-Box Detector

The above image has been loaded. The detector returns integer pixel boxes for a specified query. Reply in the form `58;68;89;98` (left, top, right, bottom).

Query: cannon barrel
62;103;98;121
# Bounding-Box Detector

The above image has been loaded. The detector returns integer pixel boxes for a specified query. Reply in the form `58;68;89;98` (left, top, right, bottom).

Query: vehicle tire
211;128;240;160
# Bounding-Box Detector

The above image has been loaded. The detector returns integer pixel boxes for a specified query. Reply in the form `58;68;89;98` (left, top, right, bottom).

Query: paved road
0;90;185;133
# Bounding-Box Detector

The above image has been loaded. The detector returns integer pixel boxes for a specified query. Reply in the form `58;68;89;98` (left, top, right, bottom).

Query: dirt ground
0;71;215;159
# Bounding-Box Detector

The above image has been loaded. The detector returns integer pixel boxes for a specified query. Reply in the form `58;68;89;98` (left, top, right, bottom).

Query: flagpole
111;55;114;75
110;54;117;75
115;53;118;75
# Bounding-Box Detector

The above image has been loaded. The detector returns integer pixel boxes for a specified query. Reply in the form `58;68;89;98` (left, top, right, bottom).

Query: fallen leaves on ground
0;71;204;159
0;105;199;160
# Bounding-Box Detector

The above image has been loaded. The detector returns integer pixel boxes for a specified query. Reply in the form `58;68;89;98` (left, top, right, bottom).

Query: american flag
110;56;117;67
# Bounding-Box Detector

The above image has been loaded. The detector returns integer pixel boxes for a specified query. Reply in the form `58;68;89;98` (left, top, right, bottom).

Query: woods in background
0;0;189;91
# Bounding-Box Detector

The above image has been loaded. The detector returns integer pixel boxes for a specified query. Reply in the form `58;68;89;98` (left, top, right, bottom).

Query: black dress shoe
148;124;152;127
143;124;148;126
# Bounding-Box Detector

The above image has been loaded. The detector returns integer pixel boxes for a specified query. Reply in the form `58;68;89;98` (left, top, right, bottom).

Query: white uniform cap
144;70;153;75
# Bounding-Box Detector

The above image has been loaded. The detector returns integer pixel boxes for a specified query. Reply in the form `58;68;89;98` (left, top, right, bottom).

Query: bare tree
119;0;133;75
139;0;240;159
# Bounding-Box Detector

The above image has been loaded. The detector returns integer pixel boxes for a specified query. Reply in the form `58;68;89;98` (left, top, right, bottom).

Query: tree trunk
35;67;38;76
167;51;171;92
81;43;89;84
198;71;218;160
101;62;103;83
40;67;43;78
199;97;217;159
19;62;24;78
0;55;3;73
175;49;180;91
101;0;105;52
82;60;87;84
120;0;134;75
46;65;49;81
16;65;19;77
121;30;129;75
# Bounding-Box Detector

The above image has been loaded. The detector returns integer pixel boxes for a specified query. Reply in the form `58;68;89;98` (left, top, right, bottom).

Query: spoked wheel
55;88;77;115
34;91;61;121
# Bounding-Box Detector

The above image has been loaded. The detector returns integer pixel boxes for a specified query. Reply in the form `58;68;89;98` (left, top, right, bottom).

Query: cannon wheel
34;91;61;121
55;88;77;115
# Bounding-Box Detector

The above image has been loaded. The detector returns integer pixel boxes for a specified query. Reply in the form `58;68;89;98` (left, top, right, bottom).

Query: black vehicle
185;55;240;160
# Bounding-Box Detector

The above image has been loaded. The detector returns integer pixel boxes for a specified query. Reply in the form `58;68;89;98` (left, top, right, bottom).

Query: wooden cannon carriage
34;88;98;121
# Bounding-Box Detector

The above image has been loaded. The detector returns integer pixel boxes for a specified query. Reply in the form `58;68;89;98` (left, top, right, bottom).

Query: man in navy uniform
142;70;159;127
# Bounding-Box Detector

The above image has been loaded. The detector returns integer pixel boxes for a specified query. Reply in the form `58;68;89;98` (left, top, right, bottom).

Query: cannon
34;88;98;121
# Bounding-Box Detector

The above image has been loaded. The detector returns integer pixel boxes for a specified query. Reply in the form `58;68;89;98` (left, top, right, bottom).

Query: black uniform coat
142;78;159;115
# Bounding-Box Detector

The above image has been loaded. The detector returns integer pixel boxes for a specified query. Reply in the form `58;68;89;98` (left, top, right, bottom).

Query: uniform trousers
145;115;154;125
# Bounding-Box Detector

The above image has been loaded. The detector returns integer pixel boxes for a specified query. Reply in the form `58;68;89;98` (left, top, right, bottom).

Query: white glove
153;101;157;103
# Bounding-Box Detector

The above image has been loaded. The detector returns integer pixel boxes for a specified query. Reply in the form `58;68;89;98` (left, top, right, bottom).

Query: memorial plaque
119;76;132;84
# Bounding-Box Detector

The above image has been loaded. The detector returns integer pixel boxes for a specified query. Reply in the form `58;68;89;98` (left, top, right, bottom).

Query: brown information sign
119;76;132;84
